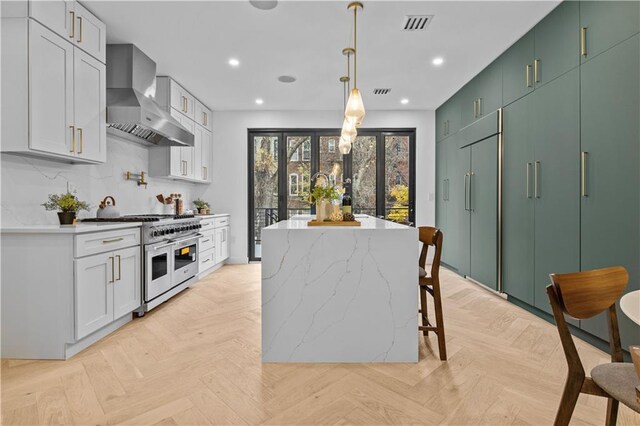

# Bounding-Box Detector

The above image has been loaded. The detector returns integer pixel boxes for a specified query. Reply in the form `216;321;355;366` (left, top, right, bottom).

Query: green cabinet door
580;0;640;64
502;29;534;106
459;79;478;129
457;145;472;277
532;68;581;317
470;136;499;290
447;94;461;136
580;35;640;347
475;61;503;120
502;93;535;304
534;0;579;87
436;107;446;142
436;140;449;260
444;133;461;270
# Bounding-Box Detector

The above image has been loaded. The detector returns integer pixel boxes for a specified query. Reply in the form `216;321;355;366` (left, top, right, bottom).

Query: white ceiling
87;0;560;111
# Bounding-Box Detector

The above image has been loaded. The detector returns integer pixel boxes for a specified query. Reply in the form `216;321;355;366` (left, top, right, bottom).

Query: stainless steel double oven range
84;214;203;314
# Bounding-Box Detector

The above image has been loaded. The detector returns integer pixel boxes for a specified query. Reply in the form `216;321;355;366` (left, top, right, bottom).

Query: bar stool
547;266;640;425
418;226;446;361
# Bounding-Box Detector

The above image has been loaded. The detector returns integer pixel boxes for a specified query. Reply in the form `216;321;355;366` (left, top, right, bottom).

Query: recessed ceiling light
401;98;409;105
255;98;264;105
278;75;296;83
432;57;444;66
228;58;240;67
250;0;278;10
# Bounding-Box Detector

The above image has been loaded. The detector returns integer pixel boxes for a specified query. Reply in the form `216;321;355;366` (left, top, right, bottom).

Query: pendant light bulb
345;88;365;127
341;117;357;140
339;135;352;155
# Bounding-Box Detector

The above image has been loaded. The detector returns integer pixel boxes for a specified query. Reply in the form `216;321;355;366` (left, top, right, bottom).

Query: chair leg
605;398;619;426
431;281;447;361
419;288;428;336
553;377;583;426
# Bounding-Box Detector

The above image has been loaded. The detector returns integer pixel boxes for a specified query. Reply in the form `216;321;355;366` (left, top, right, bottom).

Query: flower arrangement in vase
42;191;90;225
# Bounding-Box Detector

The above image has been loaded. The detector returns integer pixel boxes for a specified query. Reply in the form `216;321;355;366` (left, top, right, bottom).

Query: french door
248;129;415;260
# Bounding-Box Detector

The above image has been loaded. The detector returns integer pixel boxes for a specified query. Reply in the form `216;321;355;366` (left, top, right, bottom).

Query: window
289;173;299;196
328;139;336;153
395;143;401;155
302;140;311;161
289;140;299;161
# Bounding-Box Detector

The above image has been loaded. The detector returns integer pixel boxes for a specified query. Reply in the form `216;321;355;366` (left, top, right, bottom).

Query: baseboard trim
227;256;248;264
65;314;132;359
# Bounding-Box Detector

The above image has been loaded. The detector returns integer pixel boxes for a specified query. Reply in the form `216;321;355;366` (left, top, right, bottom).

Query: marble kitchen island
261;215;418;363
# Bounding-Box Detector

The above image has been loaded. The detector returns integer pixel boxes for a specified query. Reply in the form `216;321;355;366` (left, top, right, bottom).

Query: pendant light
344;2;365;127
339;48;355;155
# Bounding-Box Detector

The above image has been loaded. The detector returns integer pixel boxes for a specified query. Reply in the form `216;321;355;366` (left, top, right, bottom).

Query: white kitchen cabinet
194;125;212;182
72;1;106;63
158;77;195;121
75;251;114;340
215;226;230;263
198;215;229;276
75;242;141;340
1;18;106;164
73;48;106;162
195;100;212;131
29;0;75;43
113;246;141;320
28;20;75;157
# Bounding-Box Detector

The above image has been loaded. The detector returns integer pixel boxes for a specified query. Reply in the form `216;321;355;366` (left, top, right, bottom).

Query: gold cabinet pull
69;125;75;152
109;256;115;283
77;128;83;154
534;161;540;198
116;255;121;281
526;64;532;87
77;16;82;43
580;27;587;57
477;98;482;117
69;11;75;38
102;237;124;244
473;100;477;118
526;162;532;198
534;59;540;83
581;151;589;197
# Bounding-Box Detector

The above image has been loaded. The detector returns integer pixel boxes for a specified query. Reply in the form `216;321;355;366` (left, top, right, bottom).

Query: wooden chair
418;226;446;361
546;266;640;426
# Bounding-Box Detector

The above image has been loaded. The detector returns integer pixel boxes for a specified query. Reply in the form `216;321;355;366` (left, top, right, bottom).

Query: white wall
202;109;435;264
0;135;208;226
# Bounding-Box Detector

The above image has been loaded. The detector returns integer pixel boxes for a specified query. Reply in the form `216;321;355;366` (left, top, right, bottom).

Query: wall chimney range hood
106;44;194;147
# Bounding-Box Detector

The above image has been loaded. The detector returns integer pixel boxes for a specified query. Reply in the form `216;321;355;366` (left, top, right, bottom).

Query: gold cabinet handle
77;128;83;154
69;125;75;152
102;237;124;244
464;173;470;211
534;161;540;198
526;162;532;198
526;64;532;87
580;27;587;57
69;11;75;38
109;256;115;283
116;255;121;281
477;98;482;117
534;59;540;83
473;100;477;119
581;151;589;197
77;16;82;43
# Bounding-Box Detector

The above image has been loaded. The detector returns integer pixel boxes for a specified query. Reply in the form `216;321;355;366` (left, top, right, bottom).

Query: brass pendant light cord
353;6;357;89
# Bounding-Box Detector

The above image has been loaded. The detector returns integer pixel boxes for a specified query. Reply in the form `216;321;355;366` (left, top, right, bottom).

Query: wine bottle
342;186;352;215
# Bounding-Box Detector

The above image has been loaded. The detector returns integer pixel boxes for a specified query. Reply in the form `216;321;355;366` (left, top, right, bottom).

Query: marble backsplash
0;135;209;226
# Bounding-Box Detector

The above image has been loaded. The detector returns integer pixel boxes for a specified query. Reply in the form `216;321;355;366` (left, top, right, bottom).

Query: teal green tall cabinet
436;140;449;261
579;34;640;348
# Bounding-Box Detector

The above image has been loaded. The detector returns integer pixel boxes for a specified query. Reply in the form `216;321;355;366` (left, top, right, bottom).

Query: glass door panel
252;135;279;259
384;135;411;223
319;136;344;188
352;135;377;216
286;135;312;218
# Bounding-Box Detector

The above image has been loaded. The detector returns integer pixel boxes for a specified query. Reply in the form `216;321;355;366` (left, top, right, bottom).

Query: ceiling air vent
373;88;391;95
402;15;433;31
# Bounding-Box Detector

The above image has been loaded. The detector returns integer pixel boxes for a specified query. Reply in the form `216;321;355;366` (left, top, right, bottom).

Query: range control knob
169;228;175;234
152;230;159;237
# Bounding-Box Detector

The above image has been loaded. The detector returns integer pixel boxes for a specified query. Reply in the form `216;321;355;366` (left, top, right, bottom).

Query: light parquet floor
2;264;639;425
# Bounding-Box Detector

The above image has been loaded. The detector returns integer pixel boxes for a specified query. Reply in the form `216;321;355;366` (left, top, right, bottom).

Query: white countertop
1;222;142;234
196;213;230;218
263;214;412;230
620;290;640;326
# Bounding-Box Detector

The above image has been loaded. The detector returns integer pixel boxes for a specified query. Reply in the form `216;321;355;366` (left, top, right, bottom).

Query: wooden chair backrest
549;266;628;319
418;226;443;278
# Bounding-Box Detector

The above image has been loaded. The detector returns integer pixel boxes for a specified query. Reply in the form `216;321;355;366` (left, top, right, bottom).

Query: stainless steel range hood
106;44;194;147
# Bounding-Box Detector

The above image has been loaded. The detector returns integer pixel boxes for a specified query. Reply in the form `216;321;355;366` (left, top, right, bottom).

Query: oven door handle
152;242;174;251
171;234;202;245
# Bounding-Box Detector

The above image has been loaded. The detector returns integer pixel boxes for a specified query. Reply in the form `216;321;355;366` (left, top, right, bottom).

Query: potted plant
193;198;210;215
310;185;340;221
42;191;90;225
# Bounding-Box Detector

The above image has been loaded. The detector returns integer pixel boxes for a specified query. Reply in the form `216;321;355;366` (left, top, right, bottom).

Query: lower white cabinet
215;226;230;263
198;215;230;275
75;244;140;339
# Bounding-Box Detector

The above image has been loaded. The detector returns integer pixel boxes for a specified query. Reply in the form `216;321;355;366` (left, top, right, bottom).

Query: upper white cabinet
72;2;106;64
28;0;75;44
151;76;212;183
1;7;106;164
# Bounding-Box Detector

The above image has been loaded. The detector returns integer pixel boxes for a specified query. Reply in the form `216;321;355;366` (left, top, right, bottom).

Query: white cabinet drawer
199;231;215;253
75;228;140;258
200;218;215;231
214;216;230;228
199;249;215;271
